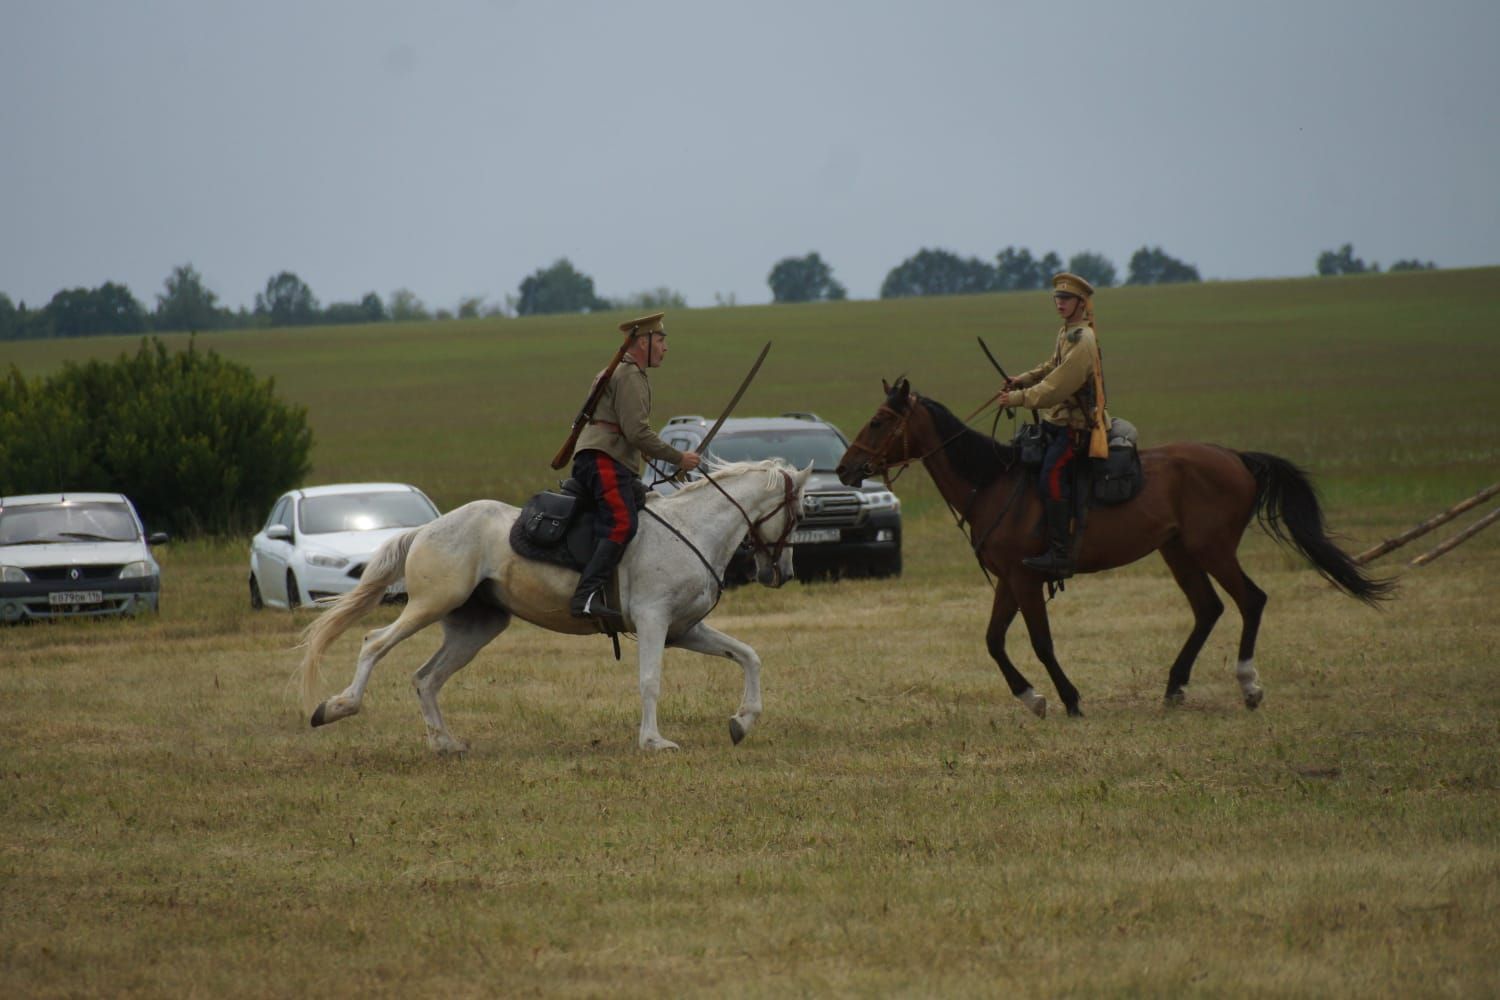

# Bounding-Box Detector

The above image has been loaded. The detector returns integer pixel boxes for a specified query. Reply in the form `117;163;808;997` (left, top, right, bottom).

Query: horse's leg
411;598;512;754
986;582;1047;718
634;614;678;751
1014;579;1083;717
1158;538;1225;705
670;621;762;745
311;596;452;728
1195;545;1269;709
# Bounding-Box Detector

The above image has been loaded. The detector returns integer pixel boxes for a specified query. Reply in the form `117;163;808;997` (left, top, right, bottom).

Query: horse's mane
650;458;794;502
911;393;1016;487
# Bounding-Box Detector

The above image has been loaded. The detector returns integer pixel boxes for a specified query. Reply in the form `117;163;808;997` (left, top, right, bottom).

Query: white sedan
248;483;440;610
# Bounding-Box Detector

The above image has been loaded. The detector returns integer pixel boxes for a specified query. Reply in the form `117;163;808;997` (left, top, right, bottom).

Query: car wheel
286;571;302;609
249;574;264;610
871;551;903;578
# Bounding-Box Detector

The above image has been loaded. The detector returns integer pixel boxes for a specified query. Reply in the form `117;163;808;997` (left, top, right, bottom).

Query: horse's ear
881;377;891;394
896;377;910;400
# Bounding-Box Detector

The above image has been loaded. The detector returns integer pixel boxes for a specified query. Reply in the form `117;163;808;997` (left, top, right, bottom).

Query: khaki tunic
1011;323;1108;431
573;358;685;473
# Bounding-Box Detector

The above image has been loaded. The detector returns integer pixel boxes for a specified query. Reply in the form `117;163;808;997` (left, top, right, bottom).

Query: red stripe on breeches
595;454;633;544
1045;444;1076;501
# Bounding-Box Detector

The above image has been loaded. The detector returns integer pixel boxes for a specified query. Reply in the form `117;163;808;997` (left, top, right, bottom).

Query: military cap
1051;272;1096;299
619;312;665;335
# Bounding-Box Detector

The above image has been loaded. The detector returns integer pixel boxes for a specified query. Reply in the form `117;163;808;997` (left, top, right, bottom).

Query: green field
3;270;1499;996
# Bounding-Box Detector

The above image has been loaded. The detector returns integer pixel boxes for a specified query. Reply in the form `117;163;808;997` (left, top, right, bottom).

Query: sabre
976;336;1016;420
697;341;772;456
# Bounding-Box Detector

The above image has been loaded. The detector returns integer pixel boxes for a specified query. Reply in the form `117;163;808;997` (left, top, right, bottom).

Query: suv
650;413;901;580
0;492;168;622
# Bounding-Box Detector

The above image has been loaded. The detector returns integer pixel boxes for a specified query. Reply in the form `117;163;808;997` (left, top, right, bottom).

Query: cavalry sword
976;336;1017;419
696;341;772;457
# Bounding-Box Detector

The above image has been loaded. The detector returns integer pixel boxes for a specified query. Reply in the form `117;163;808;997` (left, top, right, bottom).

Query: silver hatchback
0;493;168;622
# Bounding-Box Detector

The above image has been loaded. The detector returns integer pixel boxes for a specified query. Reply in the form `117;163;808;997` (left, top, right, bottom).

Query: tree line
0;243;1441;341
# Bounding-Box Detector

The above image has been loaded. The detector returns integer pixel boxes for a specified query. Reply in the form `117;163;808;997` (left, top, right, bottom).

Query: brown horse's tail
1238;452;1394;605
297;527;421;712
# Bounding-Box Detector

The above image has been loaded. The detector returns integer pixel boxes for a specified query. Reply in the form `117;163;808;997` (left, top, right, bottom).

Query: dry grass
2;512;1497;997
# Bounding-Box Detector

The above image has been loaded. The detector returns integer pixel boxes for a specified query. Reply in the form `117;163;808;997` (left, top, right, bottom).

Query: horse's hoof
432;740;469;756
1019;689;1047;719
310;703;328;728
1164;689;1186;707
1066;703;1084;718
729;717;747;745
641;737;681;752
1244;687;1265;710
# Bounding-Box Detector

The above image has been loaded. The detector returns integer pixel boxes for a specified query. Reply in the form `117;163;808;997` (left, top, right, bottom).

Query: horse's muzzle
836;461;867;487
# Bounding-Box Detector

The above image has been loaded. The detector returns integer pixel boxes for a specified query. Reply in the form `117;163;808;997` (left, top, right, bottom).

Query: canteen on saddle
1012;417;1144;507
509;478;649;571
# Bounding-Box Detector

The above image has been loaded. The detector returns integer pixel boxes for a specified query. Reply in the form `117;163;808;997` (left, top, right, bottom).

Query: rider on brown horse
997;272;1107;579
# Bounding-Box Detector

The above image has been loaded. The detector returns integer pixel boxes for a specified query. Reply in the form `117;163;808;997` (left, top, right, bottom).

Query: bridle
841;401;919;487
843;390;1011;488
644;466;801;600
844;388;1027;593
704;467;800;577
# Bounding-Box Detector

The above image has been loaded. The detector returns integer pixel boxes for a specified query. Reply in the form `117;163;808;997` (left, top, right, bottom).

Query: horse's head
836;378;921;487
746;462;812;588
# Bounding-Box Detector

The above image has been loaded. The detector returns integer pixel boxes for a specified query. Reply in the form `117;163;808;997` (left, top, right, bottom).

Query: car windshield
0;501;140;545
709;428;848;470
298;492;437;534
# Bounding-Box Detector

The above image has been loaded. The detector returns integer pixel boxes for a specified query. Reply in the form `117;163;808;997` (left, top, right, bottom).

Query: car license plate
790;528;840;545
50;590;104;605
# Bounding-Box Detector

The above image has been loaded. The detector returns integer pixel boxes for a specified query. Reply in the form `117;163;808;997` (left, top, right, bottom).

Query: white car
248;483;440;609
0;492;168;623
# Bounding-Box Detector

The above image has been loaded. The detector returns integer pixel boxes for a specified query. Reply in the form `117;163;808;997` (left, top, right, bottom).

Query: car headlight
118;561;153;579
861;490;901;512
306;552;350;569
0;565;29;583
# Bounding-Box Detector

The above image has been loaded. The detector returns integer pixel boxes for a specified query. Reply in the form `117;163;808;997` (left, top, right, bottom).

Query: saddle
509;478;649;571
1011;418;1144;507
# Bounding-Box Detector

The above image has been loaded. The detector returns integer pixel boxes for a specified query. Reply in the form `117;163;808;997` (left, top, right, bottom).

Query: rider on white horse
568;312;701;624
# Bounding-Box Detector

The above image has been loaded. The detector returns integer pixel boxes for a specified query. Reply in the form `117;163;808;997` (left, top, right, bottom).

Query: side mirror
266;524;292;542
147;532;170;546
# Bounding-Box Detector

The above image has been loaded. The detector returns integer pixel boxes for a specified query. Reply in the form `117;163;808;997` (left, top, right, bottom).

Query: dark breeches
1038;423;1083;502
572;450;639;545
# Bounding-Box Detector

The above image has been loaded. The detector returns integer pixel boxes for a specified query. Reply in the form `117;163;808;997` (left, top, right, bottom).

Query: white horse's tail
297;527;421;712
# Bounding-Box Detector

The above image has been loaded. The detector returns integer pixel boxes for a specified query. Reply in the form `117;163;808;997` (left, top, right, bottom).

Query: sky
3;0;1498;315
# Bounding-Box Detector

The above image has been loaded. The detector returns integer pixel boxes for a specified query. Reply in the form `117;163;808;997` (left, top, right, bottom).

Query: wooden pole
1353;482;1500;565
1409;506;1500;568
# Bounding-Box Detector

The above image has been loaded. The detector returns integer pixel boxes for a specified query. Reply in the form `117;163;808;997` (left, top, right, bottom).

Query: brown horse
835;379;1391;719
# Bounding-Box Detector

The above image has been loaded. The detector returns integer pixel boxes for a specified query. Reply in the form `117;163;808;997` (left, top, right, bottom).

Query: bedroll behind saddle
509;478;648;571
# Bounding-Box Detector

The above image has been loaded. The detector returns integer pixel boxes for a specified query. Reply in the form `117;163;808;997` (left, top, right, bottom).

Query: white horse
298;459;811;752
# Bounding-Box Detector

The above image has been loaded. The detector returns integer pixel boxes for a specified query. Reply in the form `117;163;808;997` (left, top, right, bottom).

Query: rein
845;390;1023;590
642;467;800;621
702;468;800;571
843;389;1011;489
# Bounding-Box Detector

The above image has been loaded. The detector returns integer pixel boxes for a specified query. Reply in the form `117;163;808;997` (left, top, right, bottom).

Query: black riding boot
570;539;625;624
1023;500;1076;579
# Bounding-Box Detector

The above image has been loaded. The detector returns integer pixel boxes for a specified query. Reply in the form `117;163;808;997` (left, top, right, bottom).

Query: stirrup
1022;552;1075;580
572;590;623;623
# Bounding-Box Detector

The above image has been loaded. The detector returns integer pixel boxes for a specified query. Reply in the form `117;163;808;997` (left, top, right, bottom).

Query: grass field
3;269;1499;996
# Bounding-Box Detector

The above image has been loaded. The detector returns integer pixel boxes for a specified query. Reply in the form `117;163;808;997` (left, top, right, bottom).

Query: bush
0;338;312;536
